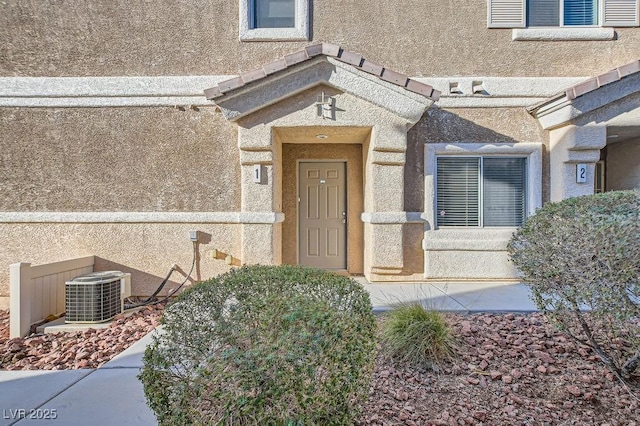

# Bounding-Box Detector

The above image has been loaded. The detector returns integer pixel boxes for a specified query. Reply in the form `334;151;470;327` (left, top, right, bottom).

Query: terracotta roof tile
618;60;640;78
360;59;384;77
304;44;323;57
283;50;309;66
380;68;409;87
204;43;439;102
406;79;437;99
203;86;222;99
596;69;620;87
339;51;363;67
567;78;598;100
241;68;266;84
263;58;288;76
217;76;244;93
321;43;340;57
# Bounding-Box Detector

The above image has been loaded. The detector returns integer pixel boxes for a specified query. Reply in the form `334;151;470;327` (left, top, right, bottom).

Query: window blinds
436;158;480;227
483;158;527;227
564;0;597;25
527;0;560;26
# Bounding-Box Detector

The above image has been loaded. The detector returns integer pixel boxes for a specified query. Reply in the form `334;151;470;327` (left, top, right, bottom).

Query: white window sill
512;27;615;41
239;27;308;42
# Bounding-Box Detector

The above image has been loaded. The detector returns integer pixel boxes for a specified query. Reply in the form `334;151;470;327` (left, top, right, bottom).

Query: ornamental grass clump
380;303;456;369
139;265;377;425
508;190;640;380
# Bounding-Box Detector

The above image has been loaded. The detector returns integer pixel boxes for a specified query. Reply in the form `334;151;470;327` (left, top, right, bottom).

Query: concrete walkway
0;281;536;426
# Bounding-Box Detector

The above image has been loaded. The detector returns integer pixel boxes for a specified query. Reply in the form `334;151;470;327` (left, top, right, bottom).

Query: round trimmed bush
508;190;640;379
139;265;377;425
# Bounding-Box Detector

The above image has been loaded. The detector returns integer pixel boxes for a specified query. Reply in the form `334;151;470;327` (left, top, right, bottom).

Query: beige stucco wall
0;223;240;309
607;138;640;190
0;106;242;303
1;1;638;78
417;108;543;144
0;107;240;211
281;143;364;274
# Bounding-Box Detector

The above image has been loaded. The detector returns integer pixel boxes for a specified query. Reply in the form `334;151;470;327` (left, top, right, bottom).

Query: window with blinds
490;0;639;27
436;157;527;227
527;0;597;26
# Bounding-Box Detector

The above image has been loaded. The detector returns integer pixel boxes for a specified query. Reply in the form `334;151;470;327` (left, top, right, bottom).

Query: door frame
296;159;349;270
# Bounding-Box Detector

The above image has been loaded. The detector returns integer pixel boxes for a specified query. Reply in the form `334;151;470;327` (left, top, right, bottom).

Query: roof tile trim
565;59;640;101
204;43;439;102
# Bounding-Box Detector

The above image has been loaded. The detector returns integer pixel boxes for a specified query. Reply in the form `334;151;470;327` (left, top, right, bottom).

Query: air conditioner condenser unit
65;271;132;323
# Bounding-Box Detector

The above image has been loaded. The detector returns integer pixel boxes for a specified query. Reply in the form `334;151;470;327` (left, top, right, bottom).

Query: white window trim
424;143;542;230
239;0;310;41
517;0;615;39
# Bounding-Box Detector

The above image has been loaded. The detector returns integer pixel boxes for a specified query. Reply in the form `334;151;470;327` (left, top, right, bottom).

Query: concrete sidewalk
0;281;536;426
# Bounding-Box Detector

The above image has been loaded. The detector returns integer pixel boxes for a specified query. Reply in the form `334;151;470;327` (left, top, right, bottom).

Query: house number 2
576;164;587;183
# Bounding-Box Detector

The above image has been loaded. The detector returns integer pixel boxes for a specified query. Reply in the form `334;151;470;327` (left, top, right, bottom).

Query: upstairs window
488;0;639;28
239;0;309;41
436;157;527;227
528;0;597;26
252;0;295;28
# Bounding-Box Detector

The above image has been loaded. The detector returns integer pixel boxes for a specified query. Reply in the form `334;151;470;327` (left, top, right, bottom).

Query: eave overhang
528;59;640;130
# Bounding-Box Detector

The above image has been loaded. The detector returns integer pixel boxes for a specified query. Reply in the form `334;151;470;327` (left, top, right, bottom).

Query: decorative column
549;125;606;202
238;125;282;266
362;124;408;278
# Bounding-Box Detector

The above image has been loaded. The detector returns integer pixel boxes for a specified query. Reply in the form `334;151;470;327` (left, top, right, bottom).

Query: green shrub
380;303;455;368
139;265;377;425
508;190;640;379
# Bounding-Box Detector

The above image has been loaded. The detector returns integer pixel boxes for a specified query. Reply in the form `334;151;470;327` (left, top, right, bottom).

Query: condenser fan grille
65;273;124;323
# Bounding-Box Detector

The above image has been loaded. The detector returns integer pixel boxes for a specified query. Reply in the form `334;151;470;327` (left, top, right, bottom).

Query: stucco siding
0;223;241;306
1;1;638;78
0;107;240;212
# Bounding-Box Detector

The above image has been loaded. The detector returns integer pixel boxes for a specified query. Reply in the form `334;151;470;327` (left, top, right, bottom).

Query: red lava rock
567;385;583;396
537;365;547;374
0;305;164;371
547;366;560;374
472;411;487;421
490;370;502;381
75;351;90;361
395;391;409;401
502;375;513;384
466;377;480;385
